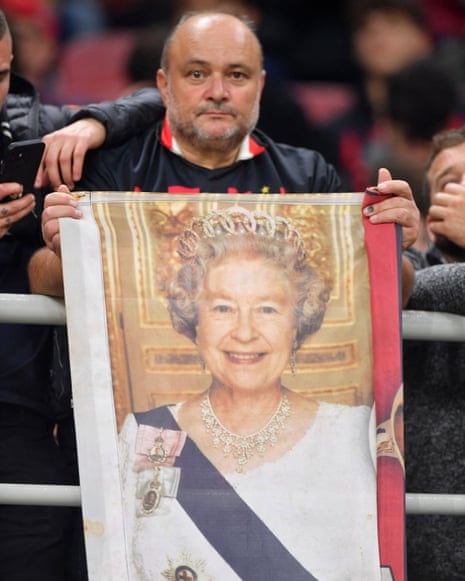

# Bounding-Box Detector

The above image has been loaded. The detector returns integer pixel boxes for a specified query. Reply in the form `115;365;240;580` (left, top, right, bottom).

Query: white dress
118;401;381;581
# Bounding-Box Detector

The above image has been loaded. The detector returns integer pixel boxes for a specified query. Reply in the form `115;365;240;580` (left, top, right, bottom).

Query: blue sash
135;405;317;581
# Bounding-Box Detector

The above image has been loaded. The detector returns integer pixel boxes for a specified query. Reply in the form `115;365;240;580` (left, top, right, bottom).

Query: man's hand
427;183;465;248
41;185;82;256
363;167;420;249
0;183;35;238
30;183;81;299
36;118;106;190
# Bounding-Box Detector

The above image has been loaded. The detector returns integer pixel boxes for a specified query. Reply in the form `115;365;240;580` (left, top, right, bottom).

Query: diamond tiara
176;205;306;265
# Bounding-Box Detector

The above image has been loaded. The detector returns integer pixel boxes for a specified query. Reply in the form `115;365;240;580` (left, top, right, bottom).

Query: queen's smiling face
195;254;297;395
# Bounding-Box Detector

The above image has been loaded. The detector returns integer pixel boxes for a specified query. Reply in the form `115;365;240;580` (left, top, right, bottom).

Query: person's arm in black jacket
37;88;165;189
67;88;165;147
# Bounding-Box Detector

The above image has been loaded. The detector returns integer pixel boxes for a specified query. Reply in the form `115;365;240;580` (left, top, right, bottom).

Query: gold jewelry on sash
147;429;168;464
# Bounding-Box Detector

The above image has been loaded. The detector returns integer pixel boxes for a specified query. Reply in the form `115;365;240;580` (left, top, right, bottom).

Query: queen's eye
214;304;232;313
261;306;277;314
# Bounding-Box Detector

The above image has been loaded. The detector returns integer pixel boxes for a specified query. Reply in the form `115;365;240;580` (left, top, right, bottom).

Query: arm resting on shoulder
28;246;65;297
69;88;165;147
35;90;164;189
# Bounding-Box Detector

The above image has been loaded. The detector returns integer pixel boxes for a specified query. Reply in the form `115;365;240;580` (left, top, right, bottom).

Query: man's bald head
160;10;263;72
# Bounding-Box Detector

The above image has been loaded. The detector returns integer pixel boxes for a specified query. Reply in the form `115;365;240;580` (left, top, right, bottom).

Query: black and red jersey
78;116;342;195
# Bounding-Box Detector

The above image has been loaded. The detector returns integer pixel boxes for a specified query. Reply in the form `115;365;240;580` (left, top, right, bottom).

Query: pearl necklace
200;391;291;472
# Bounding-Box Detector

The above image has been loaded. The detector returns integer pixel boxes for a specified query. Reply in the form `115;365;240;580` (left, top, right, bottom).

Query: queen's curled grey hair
167;207;330;350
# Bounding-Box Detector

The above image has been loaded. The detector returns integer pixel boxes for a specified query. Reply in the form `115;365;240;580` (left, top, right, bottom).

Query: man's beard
167;92;260;155
174;118;247;153
435;235;465;262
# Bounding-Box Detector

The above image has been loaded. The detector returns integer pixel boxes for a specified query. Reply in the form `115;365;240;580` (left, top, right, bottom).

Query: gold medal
147;430;167;464
141;468;162;514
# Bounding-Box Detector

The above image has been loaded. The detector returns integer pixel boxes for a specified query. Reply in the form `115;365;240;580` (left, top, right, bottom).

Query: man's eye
230;71;246;81
438;175;459;190
191;70;204;79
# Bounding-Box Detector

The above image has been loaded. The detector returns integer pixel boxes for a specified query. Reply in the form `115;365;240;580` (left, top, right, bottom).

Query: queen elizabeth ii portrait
117;205;381;580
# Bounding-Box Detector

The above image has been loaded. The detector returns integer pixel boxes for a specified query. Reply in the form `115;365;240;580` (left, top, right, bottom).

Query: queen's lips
225;351;265;363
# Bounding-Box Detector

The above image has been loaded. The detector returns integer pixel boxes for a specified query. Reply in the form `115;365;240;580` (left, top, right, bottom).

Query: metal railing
0;293;464;514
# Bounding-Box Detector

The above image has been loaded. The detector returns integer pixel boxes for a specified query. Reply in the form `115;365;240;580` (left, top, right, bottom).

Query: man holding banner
30;9;420;580
35;10;418;293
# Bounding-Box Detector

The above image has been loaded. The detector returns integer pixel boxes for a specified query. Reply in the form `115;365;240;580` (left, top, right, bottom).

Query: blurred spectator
418;0;465;90
403;126;465;579
413;127;465;263
323;0;435;191
368;57;465;249
269;0;359;84
57;0;106;42
121;23;167;95
2;0;60;102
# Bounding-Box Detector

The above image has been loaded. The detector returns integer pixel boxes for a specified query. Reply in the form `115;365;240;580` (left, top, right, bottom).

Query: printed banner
60;192;405;580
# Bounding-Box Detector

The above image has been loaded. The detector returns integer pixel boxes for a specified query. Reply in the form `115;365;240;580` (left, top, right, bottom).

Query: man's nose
206;75;228;101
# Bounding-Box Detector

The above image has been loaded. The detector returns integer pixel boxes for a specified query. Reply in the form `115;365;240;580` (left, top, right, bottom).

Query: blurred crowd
2;0;465;200
2;1;465;579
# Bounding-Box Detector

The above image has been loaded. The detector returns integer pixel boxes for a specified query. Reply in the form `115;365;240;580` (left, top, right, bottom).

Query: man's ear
425;214;436;243
156;68;169;106
259;69;266;95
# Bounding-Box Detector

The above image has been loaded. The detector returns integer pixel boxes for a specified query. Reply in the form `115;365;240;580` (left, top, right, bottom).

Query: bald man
30;10;419;579
33;10;418;295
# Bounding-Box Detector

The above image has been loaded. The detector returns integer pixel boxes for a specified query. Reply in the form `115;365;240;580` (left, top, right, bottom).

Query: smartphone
0;139;45;200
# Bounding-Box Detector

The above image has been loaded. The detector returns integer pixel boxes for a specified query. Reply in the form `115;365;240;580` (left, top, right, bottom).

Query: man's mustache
195;105;237;116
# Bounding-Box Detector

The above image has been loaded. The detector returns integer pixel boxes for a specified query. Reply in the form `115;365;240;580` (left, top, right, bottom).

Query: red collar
160;115;265;161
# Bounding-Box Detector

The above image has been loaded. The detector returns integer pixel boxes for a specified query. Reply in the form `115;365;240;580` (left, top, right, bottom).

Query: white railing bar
1;295;464;515
0;294;65;325
402;310;465;342
0;484;464;515
405;493;465;515
0;483;81;507
1;294;465;342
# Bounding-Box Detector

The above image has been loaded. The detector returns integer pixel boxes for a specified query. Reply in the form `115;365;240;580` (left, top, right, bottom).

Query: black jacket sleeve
68;88;165;147
7;75;162;145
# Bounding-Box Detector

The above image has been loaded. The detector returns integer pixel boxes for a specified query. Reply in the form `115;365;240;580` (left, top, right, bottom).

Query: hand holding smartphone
0;139;45;201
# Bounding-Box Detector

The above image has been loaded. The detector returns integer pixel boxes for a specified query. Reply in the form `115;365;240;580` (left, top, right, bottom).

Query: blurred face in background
428;142;465;193
426;141;465;261
352;9;432;77
8;14;57;88
0;30;12;109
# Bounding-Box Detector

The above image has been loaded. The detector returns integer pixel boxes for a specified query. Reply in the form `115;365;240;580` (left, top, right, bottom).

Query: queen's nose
231;309;257;342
